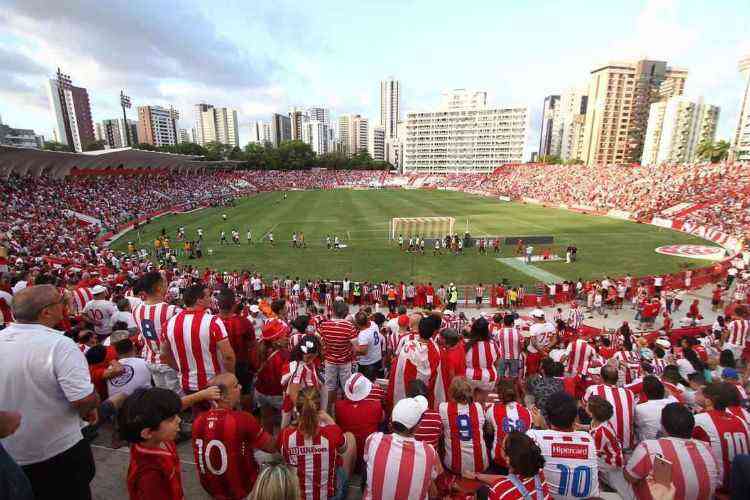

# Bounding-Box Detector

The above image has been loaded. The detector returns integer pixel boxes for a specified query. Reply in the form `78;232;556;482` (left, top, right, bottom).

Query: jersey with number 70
526;429;599;500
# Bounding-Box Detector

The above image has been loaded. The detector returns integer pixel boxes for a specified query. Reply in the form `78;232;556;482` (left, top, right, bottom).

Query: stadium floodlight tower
120;90;132;146
390;216;455;240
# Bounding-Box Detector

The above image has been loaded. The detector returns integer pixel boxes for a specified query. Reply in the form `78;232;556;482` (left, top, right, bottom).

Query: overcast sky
1;0;748;152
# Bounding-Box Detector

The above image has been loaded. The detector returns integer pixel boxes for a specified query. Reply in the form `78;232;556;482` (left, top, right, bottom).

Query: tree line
42;139;393;171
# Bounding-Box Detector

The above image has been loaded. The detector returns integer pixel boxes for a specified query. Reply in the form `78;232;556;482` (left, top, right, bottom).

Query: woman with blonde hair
279;387;356;500
438;376;489;475
250;460;300;500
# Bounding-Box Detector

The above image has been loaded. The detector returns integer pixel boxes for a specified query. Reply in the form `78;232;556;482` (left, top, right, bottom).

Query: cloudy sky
1;0;748;151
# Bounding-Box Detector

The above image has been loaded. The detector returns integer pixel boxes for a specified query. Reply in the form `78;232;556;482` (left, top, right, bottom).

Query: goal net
389;217;455;240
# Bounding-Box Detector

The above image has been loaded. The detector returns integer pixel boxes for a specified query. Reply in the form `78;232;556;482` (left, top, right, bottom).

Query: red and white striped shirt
626;437;719;500
465;340;499;385
0;290;13;327
161;308;229;392
132;302;182;365
71;287;93;314
565;339;598;376
496;327;523;360
363;432;439;500
439;401;489;474
318;318;357;364
387;339;441;405
582;384;636;449
613;350;641;384
280;424;343;500
692;409;750;490
488;473;552;500
485;402;531;468
567;307;584;330
413;409;443;448
590;421;623;469
726;319;750;346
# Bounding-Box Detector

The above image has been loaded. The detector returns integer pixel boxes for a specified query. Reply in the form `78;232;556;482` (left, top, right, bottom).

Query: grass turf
111;189;714;286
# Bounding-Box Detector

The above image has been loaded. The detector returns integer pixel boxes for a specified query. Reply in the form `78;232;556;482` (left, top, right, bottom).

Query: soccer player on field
433;238;441;255
528;392;599;499
192;374;276;500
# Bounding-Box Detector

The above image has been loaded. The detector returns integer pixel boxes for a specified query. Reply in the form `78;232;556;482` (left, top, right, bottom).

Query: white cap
531;308;545;318
343;373;372;402
91;285;107;295
443;309;454;316
249;305;260;313
587;366;602;375
391;395;429;429
655;338;671;349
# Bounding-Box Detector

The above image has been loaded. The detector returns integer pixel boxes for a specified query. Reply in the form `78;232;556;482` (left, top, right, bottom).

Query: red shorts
526;352;542;375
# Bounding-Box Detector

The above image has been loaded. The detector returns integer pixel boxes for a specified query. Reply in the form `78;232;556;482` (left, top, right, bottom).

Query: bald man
0;285;99;500
191;373;276;499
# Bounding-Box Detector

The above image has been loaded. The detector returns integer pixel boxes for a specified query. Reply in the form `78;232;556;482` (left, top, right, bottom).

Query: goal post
389;217;455;240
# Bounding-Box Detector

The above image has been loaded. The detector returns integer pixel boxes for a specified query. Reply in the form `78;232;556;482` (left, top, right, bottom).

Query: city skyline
1;0;749;155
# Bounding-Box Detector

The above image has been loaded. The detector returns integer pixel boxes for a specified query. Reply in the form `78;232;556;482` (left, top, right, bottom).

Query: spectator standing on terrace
0;285;99;500
82;284;118;340
318;301;357;413
132;272;183;394
160;284;236;399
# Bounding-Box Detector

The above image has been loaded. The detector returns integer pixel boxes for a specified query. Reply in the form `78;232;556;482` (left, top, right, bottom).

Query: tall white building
380;77;401;140
308;107;330;124
251;121;272;144
137;106;178;147
309;121;329;155
733;55;750;161
98;118;137;148
642;97;719;165
539;95;562;158
46;69;95;152
194;103;239;147
404;89;528;173
368;125;385;161
178;129;190;144
337;115;351;155
559;85;589;162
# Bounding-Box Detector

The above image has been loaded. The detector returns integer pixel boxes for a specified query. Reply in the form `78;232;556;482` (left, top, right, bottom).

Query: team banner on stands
650;217;673;228
607;209;633;220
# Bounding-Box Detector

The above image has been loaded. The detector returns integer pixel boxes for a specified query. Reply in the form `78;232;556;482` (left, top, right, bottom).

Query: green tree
277;140;315;170
243;142;268;169
697;139;731;163
83;139;106;151
42;141;73;152
134;142;156;151
538;154;562;164
203;141;232;161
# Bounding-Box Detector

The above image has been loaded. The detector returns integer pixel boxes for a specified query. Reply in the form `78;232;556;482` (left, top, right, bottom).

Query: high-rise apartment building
308;121;329;155
178;129;190;143
581;59;687;165
560;86;589;162
270;113;292;147
99;118;137;149
337;115;351;155
289;107;309;141
136;106;178;147
642;97;719;165
732;55;750;161
351;116;368;155
193;104;239;147
0;123;44;148
404;89;528;173
46;69;95;152
539;95;562;158
380;77;401;140
368;125;385;161
308;107;330;125
251;121;272;144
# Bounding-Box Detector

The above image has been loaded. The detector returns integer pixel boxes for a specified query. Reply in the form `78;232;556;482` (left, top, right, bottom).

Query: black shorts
476;297;482;304
22;439;95;500
235;361;254;395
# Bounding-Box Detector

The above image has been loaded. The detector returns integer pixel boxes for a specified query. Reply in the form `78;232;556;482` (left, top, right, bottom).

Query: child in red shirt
118;387;220;500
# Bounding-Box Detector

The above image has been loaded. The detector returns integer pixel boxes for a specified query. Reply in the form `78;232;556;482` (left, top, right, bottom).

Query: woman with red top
465;431;552;500
254;318;290;434
281;334;322;428
464;317;499;398
278;387;356;500
485;378;532;473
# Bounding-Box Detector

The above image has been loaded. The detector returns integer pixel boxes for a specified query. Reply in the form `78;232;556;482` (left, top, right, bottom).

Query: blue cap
722;368;740;380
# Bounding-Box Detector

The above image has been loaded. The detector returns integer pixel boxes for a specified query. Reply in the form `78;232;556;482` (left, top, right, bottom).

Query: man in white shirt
108;298;137;334
635;376;678;441
106;332;152;397
0;285;99;499
82;285;118;339
352;311;383;379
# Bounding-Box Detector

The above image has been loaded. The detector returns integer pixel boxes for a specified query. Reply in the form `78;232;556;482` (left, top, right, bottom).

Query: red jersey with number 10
692;409;750;490
192;408;272;500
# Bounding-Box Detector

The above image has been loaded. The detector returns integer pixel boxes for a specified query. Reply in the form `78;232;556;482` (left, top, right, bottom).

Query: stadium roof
0;146;239;178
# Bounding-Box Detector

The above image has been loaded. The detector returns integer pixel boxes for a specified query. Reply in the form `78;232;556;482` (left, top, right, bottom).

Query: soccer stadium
2;3;750;500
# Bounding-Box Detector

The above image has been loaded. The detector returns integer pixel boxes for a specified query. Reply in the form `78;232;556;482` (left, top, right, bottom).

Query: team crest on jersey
655;244;724;261
551;443;588;459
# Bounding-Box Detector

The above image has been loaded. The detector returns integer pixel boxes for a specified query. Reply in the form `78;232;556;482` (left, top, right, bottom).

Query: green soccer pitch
111;188;713;286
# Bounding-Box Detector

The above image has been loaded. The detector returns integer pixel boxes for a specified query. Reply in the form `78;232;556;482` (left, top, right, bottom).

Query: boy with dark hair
118;387;220;500
587;396;633;499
